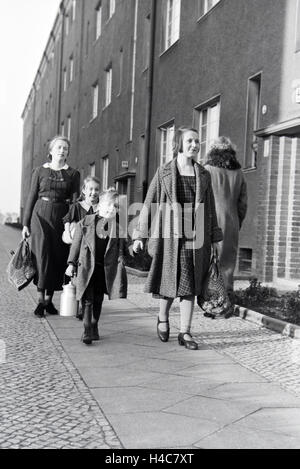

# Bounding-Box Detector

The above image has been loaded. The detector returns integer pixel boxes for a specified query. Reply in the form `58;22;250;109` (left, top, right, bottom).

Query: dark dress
23;165;80;291
62;201;95;225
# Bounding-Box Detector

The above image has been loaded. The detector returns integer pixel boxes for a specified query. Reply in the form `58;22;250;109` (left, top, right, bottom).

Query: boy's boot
82;304;93;345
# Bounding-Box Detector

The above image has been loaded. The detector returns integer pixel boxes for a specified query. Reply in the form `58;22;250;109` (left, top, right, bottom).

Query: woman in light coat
133;127;223;350
205;136;247;295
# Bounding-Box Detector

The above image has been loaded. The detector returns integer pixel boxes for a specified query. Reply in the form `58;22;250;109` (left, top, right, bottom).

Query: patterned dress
23;165;80;291
176;173;196;297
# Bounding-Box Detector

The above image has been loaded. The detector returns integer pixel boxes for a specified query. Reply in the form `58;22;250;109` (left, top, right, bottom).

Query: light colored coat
205;166;247;291
68;214;127;301
133;158;223;298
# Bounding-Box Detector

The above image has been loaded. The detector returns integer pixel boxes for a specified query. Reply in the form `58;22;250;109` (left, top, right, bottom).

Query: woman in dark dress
22;136;80;317
133;127;223;350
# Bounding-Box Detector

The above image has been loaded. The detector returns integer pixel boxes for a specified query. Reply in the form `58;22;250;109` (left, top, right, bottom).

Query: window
86;21;90;56
195;100;220;161
69;56;74;83
67;116;71;140
143;15;151;70
65;15;69;36
90;163;96;177
198;0;221;18
162;0;181;52
72;0;76;22
108;0;115;20
92;83;99;119
96;3;102;40
102;156;109;190
118;48;123;95
105;66;112;107
159;123;175;165
244;74;261;169
296;0;300;52
61;122;65;136
63;68;67;91
238;248;253;275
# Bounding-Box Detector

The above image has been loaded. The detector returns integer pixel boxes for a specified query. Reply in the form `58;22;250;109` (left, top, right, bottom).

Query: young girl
65;188;128;345
62;176;100;245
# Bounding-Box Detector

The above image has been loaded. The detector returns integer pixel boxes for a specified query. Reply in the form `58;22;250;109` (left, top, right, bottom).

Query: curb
235;304;300;339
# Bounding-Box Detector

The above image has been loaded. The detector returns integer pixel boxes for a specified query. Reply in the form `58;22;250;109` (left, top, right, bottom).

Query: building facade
21;0;300;286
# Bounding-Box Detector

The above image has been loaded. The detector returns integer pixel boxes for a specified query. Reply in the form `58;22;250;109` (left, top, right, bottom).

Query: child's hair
78;176;101;201
98;187;119;204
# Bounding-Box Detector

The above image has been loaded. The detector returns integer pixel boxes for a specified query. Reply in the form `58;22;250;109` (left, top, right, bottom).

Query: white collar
79;200;98;212
43;163;69;170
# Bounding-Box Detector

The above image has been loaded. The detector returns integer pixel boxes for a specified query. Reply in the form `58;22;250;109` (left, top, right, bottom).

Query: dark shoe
34;303;45;318
45;302;59;315
157;318;170;343
178;333;198;350
81;326;92;345
91;323;100;341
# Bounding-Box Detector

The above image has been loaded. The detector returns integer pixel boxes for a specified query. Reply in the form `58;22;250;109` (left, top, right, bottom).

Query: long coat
133;158;223;298
205;165;247;291
68;214;127;301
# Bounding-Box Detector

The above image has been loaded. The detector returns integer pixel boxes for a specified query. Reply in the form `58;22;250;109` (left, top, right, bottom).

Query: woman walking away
22;136;80;318
66;188;127;345
133;126;223;350
205;136;247;297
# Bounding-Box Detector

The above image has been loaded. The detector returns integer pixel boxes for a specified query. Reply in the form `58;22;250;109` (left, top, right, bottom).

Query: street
1;225;300;449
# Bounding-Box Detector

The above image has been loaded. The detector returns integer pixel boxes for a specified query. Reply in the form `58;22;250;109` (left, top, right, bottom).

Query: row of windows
159;73;261;169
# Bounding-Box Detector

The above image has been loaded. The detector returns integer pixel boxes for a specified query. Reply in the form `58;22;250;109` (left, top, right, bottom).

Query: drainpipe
142;0;157;200
56;1;65;134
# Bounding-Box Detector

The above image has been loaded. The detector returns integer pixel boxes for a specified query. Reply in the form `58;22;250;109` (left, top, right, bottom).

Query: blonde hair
99;187;119;204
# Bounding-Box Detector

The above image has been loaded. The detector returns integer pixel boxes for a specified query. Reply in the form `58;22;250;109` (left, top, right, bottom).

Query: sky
0;0;60;214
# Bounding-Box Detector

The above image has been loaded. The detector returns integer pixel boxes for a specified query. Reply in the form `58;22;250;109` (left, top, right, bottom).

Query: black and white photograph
1;0;300;451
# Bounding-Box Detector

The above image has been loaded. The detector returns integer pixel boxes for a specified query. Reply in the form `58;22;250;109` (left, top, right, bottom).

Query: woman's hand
65;264;76;277
133;240;144;253
212;242;220;257
22;226;30;240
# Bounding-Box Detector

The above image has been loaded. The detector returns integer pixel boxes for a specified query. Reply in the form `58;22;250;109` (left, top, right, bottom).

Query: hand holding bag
7;239;36;291
197;253;232;318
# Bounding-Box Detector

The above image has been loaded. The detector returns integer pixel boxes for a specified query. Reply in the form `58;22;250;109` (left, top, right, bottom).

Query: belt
40;197;70;203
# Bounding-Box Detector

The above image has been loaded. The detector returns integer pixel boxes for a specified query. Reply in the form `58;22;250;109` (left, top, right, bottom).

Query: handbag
62;222;77;244
197;253;232;318
7;239;36;291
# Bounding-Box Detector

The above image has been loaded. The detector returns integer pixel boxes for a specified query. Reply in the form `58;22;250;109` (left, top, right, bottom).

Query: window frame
92;83;99;120
104;65;112;108
96;2;102;40
197;0;221;20
69;56;74;83
161;0;181;53
102;156;109;190
158;121;175;166
193;97;221;162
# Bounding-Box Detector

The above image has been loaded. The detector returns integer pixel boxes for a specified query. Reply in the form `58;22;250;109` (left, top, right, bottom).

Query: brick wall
256;136;300;283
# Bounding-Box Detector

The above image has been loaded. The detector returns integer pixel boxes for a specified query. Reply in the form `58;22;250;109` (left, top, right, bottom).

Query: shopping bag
7;239;36;291
197;254;232;318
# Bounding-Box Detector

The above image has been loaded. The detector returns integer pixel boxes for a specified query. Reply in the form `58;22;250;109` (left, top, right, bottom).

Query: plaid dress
176;174;196;297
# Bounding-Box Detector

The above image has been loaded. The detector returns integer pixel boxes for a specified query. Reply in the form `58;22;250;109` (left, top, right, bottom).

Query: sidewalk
1;225;300;449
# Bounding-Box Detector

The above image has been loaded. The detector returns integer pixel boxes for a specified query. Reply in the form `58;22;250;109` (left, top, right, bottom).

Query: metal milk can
60;278;78;317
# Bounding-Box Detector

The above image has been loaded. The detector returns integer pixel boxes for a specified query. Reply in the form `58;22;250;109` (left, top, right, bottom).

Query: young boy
66;188;127;345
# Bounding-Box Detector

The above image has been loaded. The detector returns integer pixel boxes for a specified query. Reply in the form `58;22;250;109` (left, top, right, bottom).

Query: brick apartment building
21;0;300;286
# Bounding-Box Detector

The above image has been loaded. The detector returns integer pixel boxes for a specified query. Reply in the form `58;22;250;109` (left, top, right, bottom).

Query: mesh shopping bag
197;253;232;318
7;239;36;291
